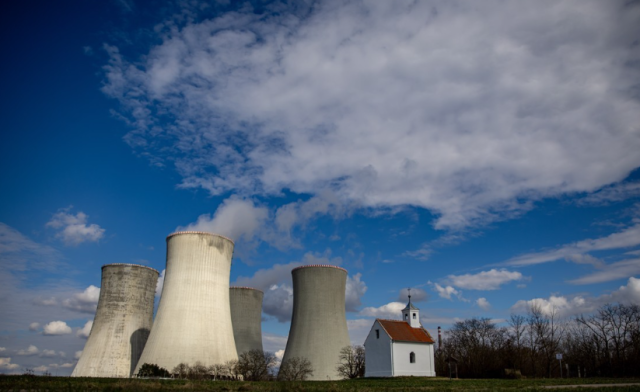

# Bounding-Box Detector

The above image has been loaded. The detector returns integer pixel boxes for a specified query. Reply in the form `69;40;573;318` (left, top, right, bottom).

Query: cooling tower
72;263;158;378
229;287;264;356
280;265;351;380
134;231;238;374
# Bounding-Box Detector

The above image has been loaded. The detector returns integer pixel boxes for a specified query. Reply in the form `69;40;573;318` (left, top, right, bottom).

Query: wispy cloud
0;222;61;271
103;1;640;231
504;223;640;267
46;207;105;246
446;269;524;290
569;259;640;285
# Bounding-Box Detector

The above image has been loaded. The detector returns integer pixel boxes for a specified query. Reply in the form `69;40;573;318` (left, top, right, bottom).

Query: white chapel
364;294;436;377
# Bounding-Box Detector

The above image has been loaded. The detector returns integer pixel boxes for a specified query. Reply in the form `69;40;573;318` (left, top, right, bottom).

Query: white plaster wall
364;320;393;377
392;342;436;377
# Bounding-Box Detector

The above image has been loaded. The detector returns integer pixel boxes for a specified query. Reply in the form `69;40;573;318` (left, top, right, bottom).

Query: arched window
410;352;416;363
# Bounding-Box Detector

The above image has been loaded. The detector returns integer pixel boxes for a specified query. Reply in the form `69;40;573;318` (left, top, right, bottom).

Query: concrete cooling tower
134;231;238;374
229;287;264;356
280;265;351;380
72;263;158;378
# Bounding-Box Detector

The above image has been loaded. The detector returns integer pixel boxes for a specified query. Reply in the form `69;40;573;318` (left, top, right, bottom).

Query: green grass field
1;376;640;392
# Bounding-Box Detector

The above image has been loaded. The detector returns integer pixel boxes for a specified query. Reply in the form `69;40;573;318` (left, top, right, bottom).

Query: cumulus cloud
40;349;57;358
62;286;100;313
0;357;20;370
181;192;349;251
180;197;269;243
29;322;40;331
476;298;491;310
345;273;367;311
46;207;105;246
104;0;640;231
34;365;49;372
0;348;5;352
77;321;93;339
512;277;640;318
74;351;82;360
348;318;374;345
446;269;524;290
505;223;640;267
17;345;39;356
43;321;72;336
433;284;466;301
359;302;405;319
155;269;165;297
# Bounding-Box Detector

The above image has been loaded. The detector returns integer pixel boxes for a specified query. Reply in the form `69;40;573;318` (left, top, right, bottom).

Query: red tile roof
377;319;435;344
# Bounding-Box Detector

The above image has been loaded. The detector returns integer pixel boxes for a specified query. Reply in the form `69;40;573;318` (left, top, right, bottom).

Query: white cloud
359;302;405;319
578;181;640;205
17;345;39;356
41;349;57;358
512;277;640;318
345;273;367;312
0;357;20;370
0;348;5;352
77;321;93;339
274;349;284;362
569;259;640;285
74;350;82;360
46;207;105;246
180;197;269;243
446;269;524;290
348;318;374;345
29;322;40;331
155;269;165;297
43;321;72;336
476;298;491;310
62;285;100;313
181;192;348;251
505;223;640;266
433;284;465;301
104;1;640;231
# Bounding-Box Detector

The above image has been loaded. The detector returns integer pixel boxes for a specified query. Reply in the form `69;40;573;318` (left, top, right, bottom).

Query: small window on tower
413;313;416;319
410;352;416;363
405;314;408;320
376;329;380;339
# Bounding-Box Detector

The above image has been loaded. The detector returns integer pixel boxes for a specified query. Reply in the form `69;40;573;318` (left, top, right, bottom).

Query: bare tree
336;345;366;379
278;356;314;381
172;363;189;379
236;349;277;381
224;360;240;380
208;363;227;381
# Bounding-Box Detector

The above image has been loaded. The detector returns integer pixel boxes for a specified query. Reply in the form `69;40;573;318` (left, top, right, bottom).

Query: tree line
136;345;365;381
435;303;640;378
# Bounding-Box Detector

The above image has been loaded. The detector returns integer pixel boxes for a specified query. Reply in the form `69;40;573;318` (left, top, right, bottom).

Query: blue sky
1;0;640;375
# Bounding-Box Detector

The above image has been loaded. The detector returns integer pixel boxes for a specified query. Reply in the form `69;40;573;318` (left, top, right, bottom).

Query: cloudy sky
1;0;640;375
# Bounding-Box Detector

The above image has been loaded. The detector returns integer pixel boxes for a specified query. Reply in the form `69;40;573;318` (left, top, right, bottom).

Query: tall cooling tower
280;265;351;380
229;287;264;356
72;263;158;378
134;231;238;374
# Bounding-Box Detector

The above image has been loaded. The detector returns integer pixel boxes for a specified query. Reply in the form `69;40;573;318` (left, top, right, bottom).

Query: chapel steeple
401;288;421;328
